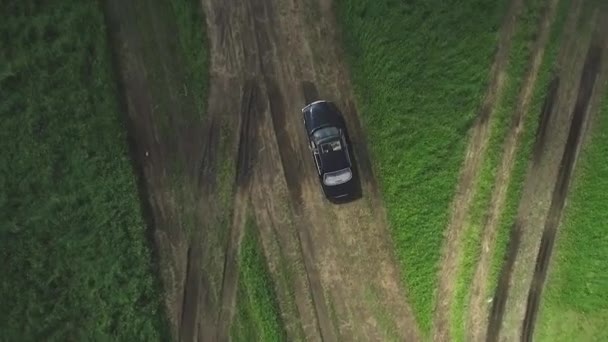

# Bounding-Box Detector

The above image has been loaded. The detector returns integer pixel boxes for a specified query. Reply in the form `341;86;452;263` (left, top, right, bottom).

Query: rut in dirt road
482;76;560;342
215;80;263;342
432;0;523;340
521;33;604;342
465;0;560;339
532;77;561;163
265;79;337;342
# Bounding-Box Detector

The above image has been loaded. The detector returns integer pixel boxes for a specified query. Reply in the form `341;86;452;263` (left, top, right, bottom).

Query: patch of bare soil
202;0;421;340
486;6;608;342
464;0;560;340
431;0;524;340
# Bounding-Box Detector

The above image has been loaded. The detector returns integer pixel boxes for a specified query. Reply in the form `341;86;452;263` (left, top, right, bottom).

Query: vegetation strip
230;215;287;341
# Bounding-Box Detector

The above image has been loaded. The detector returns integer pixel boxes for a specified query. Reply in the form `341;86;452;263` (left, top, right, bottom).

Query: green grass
534;90;608;342
0;1;168;340
450;0;570;339
487;0;572;298
231;216;287;342
336;0;509;333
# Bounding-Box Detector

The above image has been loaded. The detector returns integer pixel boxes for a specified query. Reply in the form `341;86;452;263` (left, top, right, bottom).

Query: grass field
230;216;287;342
533;91;608;341
450;0;572;338
336;0;509;333
0;1;168;340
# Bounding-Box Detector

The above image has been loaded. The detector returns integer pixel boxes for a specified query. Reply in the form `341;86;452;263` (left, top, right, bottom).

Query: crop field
4;0;608;341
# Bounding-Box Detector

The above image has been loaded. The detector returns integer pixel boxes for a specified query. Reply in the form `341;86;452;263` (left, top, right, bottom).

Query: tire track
248;0;337;338
432;0;523;339
521;31;604;342
465;0;559;339
102;2;226;340
215;81;262;342
248;83;322;341
532;77;561;163
482;76;559;342
486;4;598;340
266;80;337;342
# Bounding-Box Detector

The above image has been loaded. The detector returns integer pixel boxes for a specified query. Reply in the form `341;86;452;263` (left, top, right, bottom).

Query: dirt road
102;1;226;341
520;16;608;342
431;0;523;340
202;0;421;341
464;0;561;340
103;0;420;339
487;7;608;342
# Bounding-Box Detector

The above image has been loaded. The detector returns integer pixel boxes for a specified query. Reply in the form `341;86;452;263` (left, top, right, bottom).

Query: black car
301;100;356;201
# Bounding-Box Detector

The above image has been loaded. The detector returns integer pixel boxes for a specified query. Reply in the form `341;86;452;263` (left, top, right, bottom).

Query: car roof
318;139;350;172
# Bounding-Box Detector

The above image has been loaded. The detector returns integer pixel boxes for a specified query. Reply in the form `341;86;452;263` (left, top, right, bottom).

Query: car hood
304;103;343;134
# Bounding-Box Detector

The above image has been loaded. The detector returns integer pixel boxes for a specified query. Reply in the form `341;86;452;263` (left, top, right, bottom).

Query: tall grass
534;89;608;342
336;0;509;333
0;1;167;340
231;216;287;341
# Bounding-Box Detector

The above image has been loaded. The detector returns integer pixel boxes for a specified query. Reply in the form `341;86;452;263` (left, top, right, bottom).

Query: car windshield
323;168;352;186
313;126;339;143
